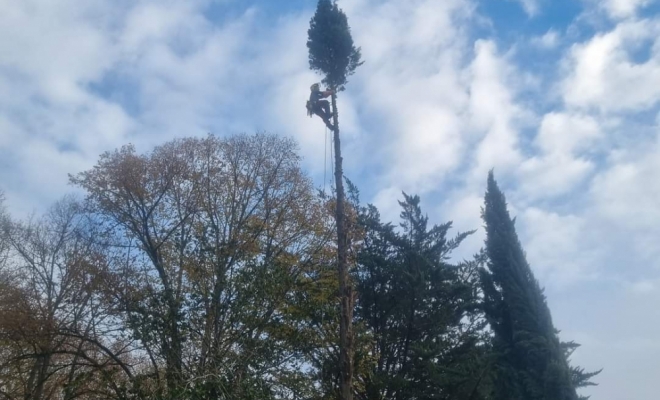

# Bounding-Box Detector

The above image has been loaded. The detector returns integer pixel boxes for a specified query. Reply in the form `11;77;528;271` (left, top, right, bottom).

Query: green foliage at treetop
307;0;363;90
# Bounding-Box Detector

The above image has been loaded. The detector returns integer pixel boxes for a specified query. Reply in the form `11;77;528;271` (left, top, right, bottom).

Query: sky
0;0;659;398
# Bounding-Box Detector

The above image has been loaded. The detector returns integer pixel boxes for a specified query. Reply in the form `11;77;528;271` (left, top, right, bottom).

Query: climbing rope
330;129;334;190
323;126;328;194
322;125;336;193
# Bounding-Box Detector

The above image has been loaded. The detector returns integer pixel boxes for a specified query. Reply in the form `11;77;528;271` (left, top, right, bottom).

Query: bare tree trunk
25;352;51;400
145;247;183;392
164;288;183;394
25;356;38;400
331;93;353;400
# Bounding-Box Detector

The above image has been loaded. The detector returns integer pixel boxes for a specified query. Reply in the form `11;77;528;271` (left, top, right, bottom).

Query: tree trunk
25;352;51;400
331;93;353;400
147;250;183;393
165;290;183;394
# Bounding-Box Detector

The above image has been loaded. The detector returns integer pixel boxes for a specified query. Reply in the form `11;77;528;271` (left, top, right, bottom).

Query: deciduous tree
71;133;331;399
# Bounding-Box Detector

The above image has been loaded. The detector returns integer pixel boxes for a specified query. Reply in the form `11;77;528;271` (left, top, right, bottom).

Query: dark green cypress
355;194;492;400
479;171;581;400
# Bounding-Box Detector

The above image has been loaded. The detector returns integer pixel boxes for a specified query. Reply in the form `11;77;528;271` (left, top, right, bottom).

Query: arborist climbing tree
307;1;363;400
307;83;336;130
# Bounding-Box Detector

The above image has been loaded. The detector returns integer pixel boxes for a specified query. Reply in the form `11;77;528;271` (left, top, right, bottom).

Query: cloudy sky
1;0;659;397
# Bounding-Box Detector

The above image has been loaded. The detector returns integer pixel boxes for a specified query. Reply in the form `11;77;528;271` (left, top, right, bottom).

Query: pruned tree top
307;0;363;90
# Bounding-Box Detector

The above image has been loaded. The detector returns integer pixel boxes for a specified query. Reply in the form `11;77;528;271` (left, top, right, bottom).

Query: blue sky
1;0;660;398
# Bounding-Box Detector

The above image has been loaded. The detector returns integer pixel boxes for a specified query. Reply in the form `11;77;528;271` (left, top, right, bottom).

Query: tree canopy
0;136;598;400
307;0;363;90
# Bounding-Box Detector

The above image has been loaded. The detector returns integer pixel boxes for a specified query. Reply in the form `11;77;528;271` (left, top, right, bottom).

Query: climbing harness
306;100;334;130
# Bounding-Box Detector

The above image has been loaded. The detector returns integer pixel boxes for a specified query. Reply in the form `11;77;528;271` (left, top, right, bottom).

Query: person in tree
307;83;335;130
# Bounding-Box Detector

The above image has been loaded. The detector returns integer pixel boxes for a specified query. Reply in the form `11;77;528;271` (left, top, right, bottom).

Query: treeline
0;133;597;399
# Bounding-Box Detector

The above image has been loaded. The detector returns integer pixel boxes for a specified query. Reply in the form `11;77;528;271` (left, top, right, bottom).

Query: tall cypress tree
307;2;362;399
479;171;582;400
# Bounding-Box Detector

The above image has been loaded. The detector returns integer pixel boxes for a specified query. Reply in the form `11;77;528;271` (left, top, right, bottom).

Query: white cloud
0;0;143;214
562;19;660;112
467;40;524;181
515;0;541;17
590;138;660;232
121;2;212;55
583;133;660;271
346;1;527;225
628;280;656;294
602;0;652;19
0;0;132;106
536;112;601;153
519;112;600;198
344;0;475;210
520;207;599;284
0;4;133;208
531;29;560;49
519;154;593;198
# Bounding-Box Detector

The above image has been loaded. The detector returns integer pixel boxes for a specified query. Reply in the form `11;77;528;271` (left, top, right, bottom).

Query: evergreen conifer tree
479;171;588;400
307;2;362;399
356;194;492;400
